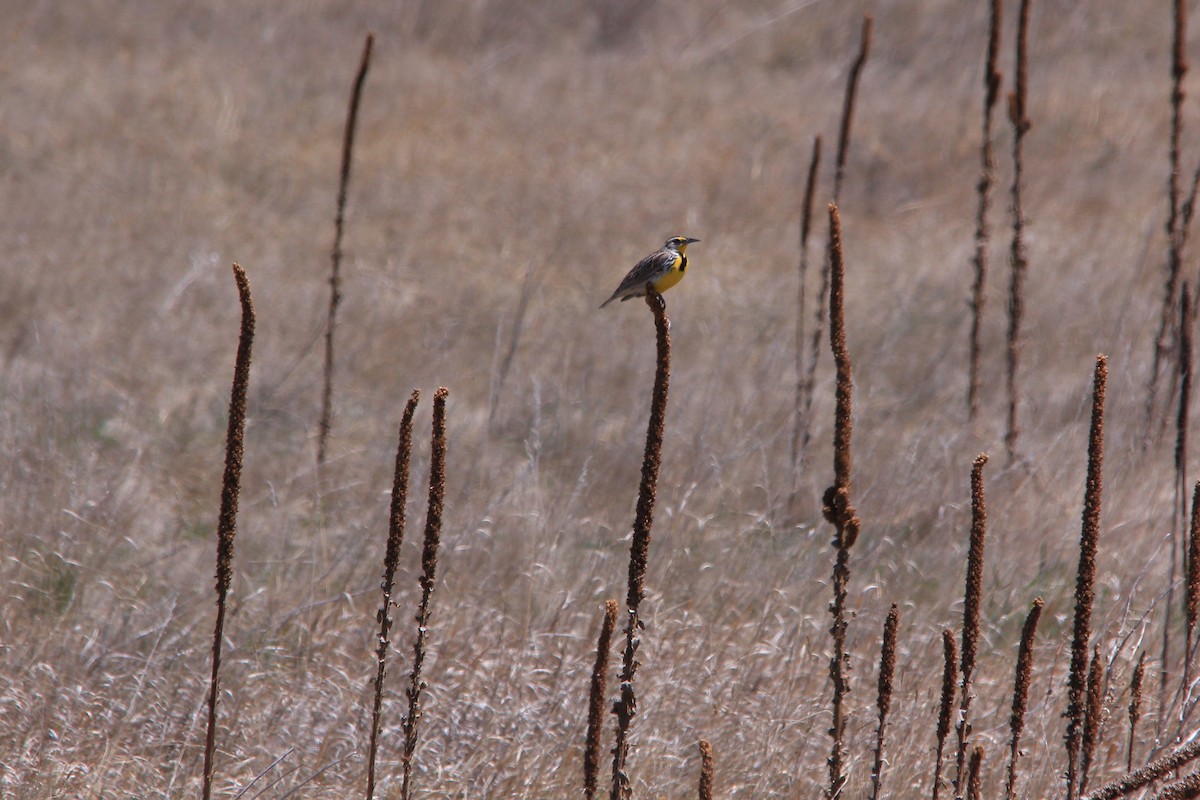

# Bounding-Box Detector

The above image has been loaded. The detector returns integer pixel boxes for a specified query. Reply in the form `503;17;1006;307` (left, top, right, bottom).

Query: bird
599;236;701;309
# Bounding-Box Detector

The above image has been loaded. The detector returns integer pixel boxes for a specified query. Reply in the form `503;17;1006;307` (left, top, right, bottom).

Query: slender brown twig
1004;0;1033;464
969;0;1003;421
1129;651;1148;773
1156;771;1200;800
367;390;420;800
801;19;871;466
1149;0;1190;429
955;454;990;794
823;203;860;800
793;134;822;478
610;289;671;800
400;387;449;800
1067;355;1108;800
318;32;374;467
1082;738;1200;800
1005;597;1044;800
698;739;715;800
966;747;984;800
202;264;255;800
933;629;958;800
585;600;619;800
869;604;899;800
1080;646;1105;795
1189;482;1200;694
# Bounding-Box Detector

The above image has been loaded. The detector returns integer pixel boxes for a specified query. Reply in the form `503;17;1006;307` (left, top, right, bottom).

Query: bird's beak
685;237;701;244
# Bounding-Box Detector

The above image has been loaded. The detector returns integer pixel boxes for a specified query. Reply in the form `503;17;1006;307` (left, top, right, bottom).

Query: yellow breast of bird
651;253;685;292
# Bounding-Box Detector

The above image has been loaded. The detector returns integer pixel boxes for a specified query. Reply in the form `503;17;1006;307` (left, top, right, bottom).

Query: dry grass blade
933;629;958;800
869;604;899;800
1005;597;1044;800
822;203;859;800
585;599;619;800
202;263;255;800
367;390;420;800
1067;355;1108;800
955;453;989;794
318;32;375;467
400;387;449;800
793;134;822;477
1004;0;1034;464
969;0;1003;421
610;289;671;800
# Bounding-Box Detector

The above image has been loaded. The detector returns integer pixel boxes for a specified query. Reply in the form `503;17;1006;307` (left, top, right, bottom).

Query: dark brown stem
933;629;959;800
1067;355;1108;800
869;604;899;800
969;0;1003;421
367;390;420;800
1004;0;1033;464
966;747;984;800
1005;597;1044;800
1156;772;1200;800
202;264;255;800
955;454;990;794
698;739;715;800
318;32;374;467
1129;651;1147;773
1080;646;1105;795
585;600;619;800
793;134;823;475
1082;738;1200;800
400;387;449;800
610;289;670;800
1189;482;1200;694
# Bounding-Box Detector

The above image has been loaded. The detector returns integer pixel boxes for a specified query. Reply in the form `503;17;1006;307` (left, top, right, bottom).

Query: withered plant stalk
318;32;374;467
822;203;861;800
869;604;899;800
698;739;715;800
969;0;1003;420
1067;355;1108;800
1149;0;1189;425
933;629;958;800
955;454;989;794
585;600;619;800
1129;651;1147;773
610;289;671;800
367;390;420;800
967;747;984;800
793;134;822;476
1004;0;1033;464
202;264;255;800
1082;738;1200;800
1157;772;1200;800
1080;646;1105;795
802;18;871;466
1174;284;1196;702
400;387;449;800
1005;597;1044;800
1189;482;1200;692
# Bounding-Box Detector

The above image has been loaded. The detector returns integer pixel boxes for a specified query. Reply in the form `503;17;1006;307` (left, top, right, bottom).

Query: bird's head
665;236;701;253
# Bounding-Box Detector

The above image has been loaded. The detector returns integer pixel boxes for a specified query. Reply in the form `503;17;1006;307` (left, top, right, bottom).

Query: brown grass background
0;1;1191;797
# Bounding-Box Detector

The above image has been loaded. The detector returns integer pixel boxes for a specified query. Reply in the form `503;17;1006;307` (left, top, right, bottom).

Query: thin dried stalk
610;289;671;800
1156;771;1200;800
793;134;823;475
1082;738;1200;800
802;19;871;465
400;387;449;800
1067;355;1108;800
1080;646;1106;795
318;33;374;466
955;454;990;794
1005;597;1044;800
585;600;619;800
1129;651;1147;773
1189;482;1200;692
367;390;420;800
1149;0;1190;425
202;264;255;800
869;605;899;800
967;747;984;800
933;629;958;800
1004;0;1033;464
698;739;715;800
969;0;1003;420
822;203;860;800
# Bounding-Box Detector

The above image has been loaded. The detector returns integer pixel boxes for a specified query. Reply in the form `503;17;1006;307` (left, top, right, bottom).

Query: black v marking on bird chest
679;255;688;273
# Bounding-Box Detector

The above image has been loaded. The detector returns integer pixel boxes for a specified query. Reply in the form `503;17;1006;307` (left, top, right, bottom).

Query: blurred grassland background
0;1;1192;797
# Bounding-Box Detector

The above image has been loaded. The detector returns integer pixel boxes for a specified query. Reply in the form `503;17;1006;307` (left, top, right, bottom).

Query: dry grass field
3;1;1199;797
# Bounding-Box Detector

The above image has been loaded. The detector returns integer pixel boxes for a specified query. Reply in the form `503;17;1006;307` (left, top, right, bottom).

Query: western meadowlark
599;236;701;308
